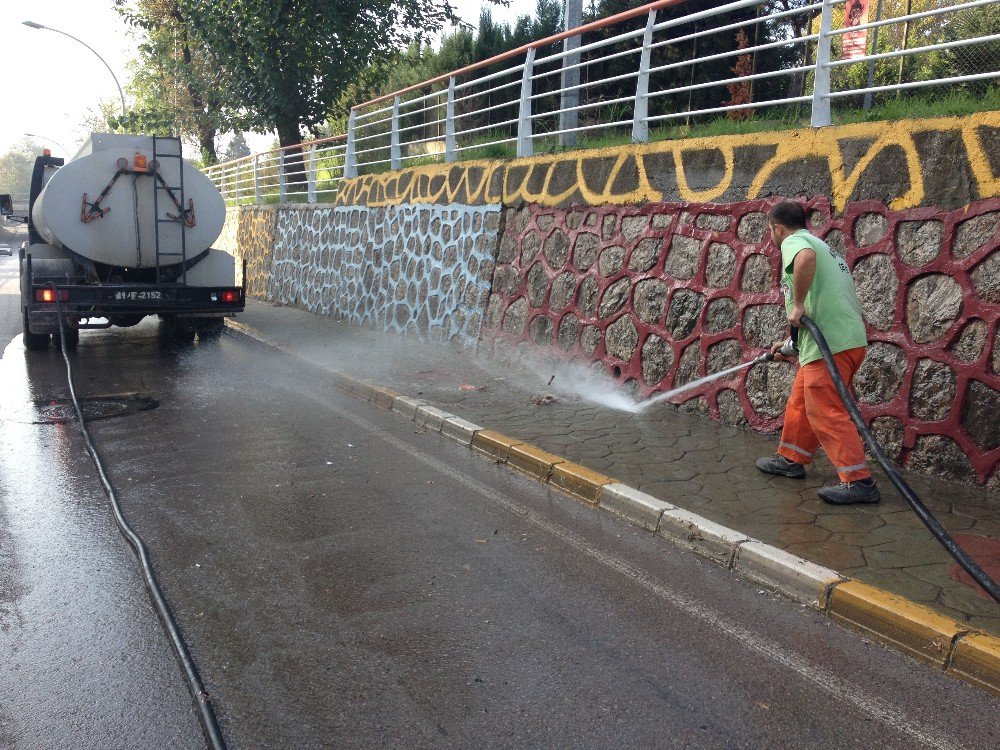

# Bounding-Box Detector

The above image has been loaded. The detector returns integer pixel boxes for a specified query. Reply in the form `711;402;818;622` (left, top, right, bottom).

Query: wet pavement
0;228;204;748
1;224;997;747
232;299;1000;636
0;317;993;749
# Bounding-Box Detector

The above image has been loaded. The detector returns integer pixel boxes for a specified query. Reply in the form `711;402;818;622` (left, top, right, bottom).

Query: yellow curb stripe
948;632;1000;697
549;462;614;505
507;444;564;482
471;430;523;463
828;581;968;668
290;360;1000;698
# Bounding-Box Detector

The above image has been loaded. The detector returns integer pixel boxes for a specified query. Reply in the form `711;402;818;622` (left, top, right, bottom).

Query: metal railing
206;134;347;205
204;0;1000;204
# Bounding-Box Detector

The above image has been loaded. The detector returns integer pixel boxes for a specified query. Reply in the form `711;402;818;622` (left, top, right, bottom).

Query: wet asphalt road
0;227;997;749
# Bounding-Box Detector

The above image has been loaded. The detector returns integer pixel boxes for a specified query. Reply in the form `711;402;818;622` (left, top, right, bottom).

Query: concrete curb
224;321;1000;698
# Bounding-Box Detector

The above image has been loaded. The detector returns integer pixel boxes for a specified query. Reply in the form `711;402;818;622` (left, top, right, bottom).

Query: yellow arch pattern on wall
335;111;1000;212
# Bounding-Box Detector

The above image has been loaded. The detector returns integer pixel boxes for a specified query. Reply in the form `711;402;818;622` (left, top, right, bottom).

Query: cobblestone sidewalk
233;300;1000;635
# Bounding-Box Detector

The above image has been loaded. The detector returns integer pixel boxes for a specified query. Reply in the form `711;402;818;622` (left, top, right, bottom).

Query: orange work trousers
777;346;870;483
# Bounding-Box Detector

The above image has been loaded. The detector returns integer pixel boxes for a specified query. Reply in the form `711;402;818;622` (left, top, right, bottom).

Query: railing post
810;0;833;127
278;150;287;203
253;154;261;203
307;143;317;203
559;0;583;147
632;9;657;144
390;95;401;170
345;109;358;178
445;76;457;163
863;0;885;111
517;48;536;159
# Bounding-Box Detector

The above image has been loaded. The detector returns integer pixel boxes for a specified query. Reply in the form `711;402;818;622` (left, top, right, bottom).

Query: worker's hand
770;339;792;362
788;302;806;328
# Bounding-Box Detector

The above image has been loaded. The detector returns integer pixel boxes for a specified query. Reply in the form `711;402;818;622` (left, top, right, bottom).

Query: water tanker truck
20;133;244;349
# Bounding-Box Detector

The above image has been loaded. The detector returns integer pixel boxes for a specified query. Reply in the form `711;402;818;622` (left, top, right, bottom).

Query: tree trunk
199;127;217;166
277;120;306;198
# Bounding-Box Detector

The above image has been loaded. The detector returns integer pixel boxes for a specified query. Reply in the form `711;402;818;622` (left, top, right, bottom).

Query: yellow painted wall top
335;110;1000;213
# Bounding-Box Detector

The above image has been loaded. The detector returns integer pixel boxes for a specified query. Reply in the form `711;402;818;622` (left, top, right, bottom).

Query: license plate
114;290;163;301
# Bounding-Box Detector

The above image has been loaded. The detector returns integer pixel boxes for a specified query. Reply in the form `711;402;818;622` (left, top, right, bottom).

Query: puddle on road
0;393;159;425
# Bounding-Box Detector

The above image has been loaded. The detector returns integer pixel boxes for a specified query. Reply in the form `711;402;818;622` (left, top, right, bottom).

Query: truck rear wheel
22;308;50;351
196;318;225;340
53;327;79;351
160;315;195;344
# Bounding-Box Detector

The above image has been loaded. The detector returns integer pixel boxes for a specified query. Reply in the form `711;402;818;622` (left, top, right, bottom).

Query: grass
230;87;997;194
548;87;1000;156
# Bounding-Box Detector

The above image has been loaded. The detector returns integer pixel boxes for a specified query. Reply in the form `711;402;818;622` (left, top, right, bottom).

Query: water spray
636;338;796;414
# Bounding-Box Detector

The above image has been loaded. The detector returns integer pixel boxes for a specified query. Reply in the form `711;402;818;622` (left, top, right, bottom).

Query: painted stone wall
224;110;1000;486
268;204;499;347
337;112;1000;213
238;207;278;300
215;206;276;301
482;198;1000;487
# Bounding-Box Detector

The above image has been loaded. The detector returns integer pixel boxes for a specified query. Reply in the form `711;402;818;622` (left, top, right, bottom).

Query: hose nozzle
761;337;797;362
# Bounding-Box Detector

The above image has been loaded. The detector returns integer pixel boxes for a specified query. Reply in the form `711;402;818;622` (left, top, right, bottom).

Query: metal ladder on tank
151;135;188;284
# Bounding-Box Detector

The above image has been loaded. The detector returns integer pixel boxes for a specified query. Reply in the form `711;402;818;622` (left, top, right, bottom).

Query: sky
2;0;539;160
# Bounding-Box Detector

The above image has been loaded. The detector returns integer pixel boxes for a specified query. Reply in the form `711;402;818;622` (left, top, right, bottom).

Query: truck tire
160;315;195;344
53;326;79;351
22;308;50;351
196;317;225;340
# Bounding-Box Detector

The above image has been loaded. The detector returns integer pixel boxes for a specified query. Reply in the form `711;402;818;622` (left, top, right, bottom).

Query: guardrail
205;0;1000;204
205;134;347;206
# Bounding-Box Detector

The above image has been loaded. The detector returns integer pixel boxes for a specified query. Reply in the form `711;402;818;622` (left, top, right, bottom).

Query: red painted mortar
482;197;1000;484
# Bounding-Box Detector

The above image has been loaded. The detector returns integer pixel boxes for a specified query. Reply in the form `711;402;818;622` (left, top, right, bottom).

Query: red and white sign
842;0;872;60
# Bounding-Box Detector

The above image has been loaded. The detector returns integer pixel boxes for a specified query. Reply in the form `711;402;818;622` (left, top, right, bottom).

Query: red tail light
36;289;69;302
221;290;238;304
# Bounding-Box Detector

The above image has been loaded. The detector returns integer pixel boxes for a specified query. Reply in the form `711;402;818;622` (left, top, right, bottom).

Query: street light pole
24;132;70;157
22;20;127;121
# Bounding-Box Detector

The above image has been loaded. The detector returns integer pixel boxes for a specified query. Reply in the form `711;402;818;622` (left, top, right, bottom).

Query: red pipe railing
354;0;688;110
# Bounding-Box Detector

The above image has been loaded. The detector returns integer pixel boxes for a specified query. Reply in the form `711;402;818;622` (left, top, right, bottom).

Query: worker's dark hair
767;201;807;230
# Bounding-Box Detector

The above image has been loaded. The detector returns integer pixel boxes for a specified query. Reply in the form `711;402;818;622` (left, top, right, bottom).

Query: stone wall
268;204;499;347
482;197;1000;486
337;112;1000;213
239;207;278;300
215;205;276;301
223;111;1000;486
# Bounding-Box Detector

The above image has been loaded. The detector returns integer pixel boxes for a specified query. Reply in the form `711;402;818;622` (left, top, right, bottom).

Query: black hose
799;315;1000;604
49;292;228;749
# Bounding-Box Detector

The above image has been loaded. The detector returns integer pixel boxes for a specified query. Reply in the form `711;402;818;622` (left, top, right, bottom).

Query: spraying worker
754;201;880;505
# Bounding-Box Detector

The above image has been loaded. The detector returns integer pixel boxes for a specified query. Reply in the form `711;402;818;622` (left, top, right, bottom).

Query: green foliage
174;0;457;147
0;140;44;197
836;86;1000;123
550;86;1000;153
935;3;1000;90
221;132;252;162
115;0;233;164
106;106;178;136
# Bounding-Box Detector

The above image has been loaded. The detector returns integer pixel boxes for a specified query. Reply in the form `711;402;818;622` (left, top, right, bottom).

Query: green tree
221;132;252;162
174;0;458;152
0;140;44;198
935;2;1000;91
115;0;230;164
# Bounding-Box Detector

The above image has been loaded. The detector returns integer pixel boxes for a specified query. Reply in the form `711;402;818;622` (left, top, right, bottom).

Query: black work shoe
817;480;881;505
755;454;806;479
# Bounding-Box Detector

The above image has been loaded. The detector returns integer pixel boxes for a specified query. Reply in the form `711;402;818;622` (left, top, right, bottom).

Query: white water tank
31;133;226;268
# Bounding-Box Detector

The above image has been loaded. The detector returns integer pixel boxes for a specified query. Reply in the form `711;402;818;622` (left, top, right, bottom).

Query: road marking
331;401;967;750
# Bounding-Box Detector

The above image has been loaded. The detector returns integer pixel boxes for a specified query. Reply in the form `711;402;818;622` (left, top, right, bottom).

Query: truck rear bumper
27;283;245;333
